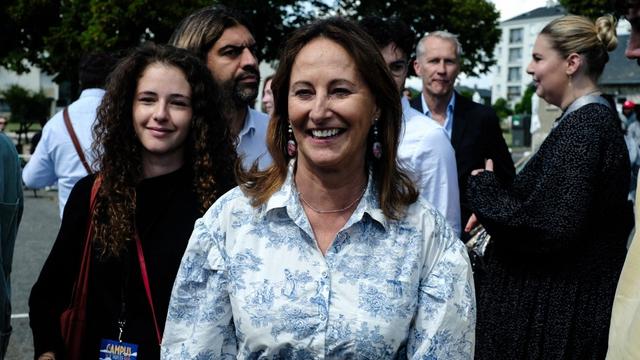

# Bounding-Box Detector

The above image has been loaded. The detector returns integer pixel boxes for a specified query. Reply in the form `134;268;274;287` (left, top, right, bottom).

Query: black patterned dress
468;103;633;359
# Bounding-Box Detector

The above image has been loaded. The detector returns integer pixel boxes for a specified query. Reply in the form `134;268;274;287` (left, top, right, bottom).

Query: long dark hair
91;43;236;257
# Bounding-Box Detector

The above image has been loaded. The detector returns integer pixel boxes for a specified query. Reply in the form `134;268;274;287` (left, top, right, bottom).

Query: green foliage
338;0;502;76
1;0;500;85
514;85;535;114
1;84;52;127
0;0;331;86
492;97;513;120
558;0;615;19
459;90;474;99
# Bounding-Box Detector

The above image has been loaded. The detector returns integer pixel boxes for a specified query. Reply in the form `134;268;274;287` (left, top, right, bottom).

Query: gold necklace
299;186;367;214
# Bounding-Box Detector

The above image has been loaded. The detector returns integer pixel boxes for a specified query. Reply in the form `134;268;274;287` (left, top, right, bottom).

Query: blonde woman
468;15;632;359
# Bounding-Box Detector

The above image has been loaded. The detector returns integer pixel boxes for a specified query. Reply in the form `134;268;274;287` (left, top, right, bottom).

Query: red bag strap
134;233;162;345
69;176;102;312
63;107;93;174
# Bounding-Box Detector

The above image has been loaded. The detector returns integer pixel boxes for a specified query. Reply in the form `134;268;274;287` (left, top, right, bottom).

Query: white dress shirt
22;89;104;217
237;108;272;170
162;161;475;359
399;96;461;236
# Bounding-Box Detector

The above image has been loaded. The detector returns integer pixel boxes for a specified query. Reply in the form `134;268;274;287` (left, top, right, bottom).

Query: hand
471;158;494;176
38;352;56;360
465;213;479;233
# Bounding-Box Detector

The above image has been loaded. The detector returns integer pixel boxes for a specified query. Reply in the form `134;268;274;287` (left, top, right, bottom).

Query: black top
468;103;633;359
29;166;200;360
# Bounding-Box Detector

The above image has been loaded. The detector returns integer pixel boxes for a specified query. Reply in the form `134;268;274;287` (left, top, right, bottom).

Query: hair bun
596;15;618;52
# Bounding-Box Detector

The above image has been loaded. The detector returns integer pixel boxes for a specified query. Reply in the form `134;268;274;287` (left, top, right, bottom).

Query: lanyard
135;232;162;345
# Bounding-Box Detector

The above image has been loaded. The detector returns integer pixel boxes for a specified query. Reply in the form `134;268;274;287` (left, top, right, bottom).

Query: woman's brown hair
237;17;417;219
92;43;236;258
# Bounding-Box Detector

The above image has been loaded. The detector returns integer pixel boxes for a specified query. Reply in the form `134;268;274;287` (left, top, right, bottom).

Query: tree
1;84;52;147
1;0;330;88
2;0;499;85
558;0;615;19
337;0;502;77
492;98;513;120
514;85;536;114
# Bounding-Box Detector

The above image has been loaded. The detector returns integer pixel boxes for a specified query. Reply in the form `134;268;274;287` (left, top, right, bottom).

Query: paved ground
7;189;59;360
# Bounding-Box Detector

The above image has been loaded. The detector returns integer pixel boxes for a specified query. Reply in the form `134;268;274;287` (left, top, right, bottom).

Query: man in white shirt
22;53;117;217
170;5;271;169
359;16;461;235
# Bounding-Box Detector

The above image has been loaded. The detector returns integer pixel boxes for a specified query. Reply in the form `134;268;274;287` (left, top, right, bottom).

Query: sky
406;0;549;90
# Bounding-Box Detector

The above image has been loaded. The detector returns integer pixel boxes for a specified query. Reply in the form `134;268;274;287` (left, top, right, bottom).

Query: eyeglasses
388;60;408;77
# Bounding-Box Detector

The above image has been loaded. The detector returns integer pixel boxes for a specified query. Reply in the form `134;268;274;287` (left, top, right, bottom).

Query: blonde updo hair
541;14;617;78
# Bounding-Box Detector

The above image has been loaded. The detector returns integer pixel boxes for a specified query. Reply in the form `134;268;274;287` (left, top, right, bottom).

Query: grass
4;122;42;132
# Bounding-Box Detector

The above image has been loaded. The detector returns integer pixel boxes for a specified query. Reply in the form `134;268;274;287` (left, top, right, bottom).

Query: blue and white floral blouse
162;164;476;359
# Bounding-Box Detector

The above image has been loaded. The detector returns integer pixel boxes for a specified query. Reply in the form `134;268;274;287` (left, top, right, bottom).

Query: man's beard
221;70;260;109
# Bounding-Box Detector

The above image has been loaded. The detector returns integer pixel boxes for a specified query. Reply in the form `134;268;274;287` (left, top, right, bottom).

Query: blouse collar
263;160;388;230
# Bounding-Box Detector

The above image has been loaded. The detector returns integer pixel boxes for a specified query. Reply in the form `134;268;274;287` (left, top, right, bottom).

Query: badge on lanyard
99;338;139;360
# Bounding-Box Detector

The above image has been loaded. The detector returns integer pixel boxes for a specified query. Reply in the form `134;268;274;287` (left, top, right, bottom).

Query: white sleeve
22;125;57;188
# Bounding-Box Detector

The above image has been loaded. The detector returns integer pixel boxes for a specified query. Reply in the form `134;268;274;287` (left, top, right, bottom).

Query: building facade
0;65;59;118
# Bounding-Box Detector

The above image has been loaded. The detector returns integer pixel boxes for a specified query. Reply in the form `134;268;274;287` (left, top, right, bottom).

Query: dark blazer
410;92;515;233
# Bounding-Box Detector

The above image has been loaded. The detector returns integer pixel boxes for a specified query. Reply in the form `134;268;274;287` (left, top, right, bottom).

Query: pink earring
287;124;297;157
372;119;382;159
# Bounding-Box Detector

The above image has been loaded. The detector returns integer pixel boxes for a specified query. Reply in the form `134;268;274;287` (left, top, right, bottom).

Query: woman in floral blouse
162;17;475;359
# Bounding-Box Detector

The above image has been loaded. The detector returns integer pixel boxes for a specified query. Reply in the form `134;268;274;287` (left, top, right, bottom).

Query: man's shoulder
249;108;269;121
401;108;452;157
248;108;269;135
403;107;445;135
455;94;494;115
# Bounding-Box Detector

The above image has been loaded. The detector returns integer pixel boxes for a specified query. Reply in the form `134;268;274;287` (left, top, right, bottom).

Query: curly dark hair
91;43;237;258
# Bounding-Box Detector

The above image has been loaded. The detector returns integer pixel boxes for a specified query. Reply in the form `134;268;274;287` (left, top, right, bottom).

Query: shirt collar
263;160;388;230
79;88;106;98
422;91;456;135
238;107;257;139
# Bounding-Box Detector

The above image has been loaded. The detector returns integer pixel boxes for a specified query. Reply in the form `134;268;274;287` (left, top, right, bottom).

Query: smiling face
413;36;460;99
526;35;569;108
288;37;379;174
206;25;260;106
133;63;193;167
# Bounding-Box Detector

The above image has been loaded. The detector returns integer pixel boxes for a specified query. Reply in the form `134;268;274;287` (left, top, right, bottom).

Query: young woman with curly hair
29;43;237;360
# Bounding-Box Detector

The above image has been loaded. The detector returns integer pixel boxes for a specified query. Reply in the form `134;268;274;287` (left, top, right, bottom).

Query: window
508;67;521;82
507;86;521;101
509;28;523;44
508;48;522;62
